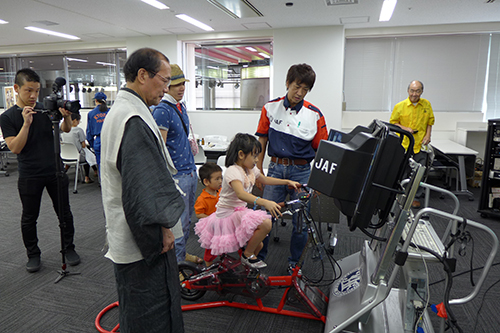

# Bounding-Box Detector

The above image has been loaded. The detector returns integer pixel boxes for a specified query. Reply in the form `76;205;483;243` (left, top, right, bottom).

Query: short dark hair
225;133;262;168
286;64;316;91
198;162;222;183
70;113;81;121
15;68;40;87
123;48;170;83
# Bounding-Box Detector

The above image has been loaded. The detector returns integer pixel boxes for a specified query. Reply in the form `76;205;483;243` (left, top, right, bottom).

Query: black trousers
17;173;75;258
114;250;184;333
406;151;429;198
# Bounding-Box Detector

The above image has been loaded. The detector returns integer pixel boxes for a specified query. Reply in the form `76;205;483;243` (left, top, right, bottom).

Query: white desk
201;143;228;163
455;122;487;160
431;139;478;199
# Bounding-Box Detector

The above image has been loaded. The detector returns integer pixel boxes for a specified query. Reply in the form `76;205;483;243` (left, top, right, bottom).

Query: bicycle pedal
247;270;260;279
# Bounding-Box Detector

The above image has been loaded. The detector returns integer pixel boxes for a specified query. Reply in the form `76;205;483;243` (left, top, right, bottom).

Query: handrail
414;207;499;305
401;179;460;257
401;179;498;303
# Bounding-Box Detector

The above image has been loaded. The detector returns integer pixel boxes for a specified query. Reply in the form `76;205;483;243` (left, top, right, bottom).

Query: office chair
60;142;86;193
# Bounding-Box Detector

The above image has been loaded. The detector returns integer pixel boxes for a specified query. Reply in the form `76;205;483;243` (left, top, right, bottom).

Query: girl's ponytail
98;100;108;112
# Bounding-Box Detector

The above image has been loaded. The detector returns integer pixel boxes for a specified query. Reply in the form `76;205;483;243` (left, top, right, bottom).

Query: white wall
126;35;180;64
188;110;260;141
273;26;345;131
342;110;484;140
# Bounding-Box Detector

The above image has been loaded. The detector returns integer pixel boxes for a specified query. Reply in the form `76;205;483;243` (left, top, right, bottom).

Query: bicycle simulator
96;120;498;333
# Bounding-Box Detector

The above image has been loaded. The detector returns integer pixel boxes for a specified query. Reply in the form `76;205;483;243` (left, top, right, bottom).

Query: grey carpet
1;157;500;333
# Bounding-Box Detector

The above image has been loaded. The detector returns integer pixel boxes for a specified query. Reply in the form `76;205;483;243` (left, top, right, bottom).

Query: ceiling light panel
176;14;214;31
379;0;397;22
141;0;169;10
24;26;80;40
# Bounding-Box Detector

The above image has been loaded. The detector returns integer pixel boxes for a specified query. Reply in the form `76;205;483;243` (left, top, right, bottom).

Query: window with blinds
344;33;492;115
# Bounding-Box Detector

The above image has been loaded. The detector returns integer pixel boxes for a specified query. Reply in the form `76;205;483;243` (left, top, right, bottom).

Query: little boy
194;162;223;266
61;113;97;184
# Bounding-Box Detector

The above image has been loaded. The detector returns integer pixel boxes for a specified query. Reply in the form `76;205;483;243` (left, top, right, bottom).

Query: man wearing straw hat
153;65;201;264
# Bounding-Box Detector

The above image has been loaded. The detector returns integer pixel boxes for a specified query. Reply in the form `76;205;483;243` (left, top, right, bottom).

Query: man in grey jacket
100;47;185;333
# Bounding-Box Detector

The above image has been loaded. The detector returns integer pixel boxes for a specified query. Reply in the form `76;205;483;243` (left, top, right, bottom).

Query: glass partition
0;57;16;109
0;50;126;110
194;41;272;110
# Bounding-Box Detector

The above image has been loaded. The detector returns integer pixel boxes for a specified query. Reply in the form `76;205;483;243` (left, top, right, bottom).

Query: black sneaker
65;249;81;266
26;257;41;273
241;254;267;269
287;264;302;276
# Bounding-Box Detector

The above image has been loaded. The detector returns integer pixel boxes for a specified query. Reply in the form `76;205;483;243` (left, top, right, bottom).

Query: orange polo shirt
194;188;220;216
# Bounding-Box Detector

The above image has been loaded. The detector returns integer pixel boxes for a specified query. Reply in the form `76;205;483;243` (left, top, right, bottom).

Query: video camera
36;77;81;121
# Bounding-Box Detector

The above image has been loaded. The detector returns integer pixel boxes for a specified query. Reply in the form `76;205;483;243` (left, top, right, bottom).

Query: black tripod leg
52;118;80;283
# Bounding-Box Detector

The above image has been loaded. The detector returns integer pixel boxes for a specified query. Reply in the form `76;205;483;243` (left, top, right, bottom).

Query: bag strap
161;100;188;135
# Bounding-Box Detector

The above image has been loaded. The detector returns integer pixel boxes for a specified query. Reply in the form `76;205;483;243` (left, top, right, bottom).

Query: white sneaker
241;254;267;269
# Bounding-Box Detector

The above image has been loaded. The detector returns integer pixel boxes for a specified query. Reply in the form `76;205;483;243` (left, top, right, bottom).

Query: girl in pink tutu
195;133;300;269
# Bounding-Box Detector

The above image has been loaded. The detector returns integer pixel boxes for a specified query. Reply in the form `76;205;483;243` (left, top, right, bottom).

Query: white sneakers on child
241;254;267;269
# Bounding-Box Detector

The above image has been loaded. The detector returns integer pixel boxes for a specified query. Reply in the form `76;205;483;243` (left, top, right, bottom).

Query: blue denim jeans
258;162;311;266
173;170;198;262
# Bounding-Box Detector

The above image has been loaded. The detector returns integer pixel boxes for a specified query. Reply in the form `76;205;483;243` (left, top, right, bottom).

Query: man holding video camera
0;68;80;272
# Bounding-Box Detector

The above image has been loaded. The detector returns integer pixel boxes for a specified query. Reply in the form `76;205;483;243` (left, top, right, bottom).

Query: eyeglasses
409;89;422;94
149;71;171;86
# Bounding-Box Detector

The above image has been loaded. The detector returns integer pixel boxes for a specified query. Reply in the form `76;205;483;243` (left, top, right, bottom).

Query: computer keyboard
402;220;444;257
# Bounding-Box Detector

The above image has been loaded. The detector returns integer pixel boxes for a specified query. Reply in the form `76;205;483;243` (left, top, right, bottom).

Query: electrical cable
429;262;500;286
413;243;430;333
302;207;343;286
284;188;343;287
472;277;500;333
405;241;464;333
359;225;387;241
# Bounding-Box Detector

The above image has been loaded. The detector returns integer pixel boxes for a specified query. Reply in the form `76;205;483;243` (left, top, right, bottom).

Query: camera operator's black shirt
0;102;58;178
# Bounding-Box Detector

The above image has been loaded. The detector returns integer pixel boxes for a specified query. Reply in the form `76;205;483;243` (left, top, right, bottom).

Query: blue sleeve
152;103;172;132
86;112;94;148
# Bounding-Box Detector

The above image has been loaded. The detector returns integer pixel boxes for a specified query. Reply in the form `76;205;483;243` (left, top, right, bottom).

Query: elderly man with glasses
390;80;435;208
100;47;185;333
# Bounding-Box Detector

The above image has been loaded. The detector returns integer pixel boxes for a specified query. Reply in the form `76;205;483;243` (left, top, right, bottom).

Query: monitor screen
308;120;413;231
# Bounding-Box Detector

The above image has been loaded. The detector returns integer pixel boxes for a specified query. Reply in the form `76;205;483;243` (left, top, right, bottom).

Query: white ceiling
0;0;499;49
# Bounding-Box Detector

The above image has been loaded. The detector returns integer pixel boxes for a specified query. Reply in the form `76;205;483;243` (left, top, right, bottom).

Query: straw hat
170;64;190;86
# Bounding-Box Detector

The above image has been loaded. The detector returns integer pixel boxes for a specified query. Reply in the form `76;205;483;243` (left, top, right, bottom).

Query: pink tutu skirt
194;207;271;255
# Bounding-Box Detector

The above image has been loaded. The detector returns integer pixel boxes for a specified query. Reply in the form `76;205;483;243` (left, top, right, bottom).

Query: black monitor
308;120;414;231
327;124;373;143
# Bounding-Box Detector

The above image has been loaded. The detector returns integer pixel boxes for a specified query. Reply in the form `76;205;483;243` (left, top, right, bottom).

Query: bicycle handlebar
276;184;313;216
